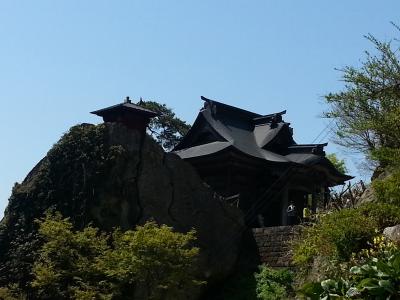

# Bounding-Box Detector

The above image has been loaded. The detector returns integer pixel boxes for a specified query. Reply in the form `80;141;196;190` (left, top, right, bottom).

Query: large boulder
383;224;400;245
0;123;244;297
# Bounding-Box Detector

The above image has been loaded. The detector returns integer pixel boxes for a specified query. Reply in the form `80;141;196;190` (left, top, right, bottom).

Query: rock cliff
0;123;244;295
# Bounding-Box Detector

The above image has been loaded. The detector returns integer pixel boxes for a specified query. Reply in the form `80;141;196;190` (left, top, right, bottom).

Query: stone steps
252;226;301;268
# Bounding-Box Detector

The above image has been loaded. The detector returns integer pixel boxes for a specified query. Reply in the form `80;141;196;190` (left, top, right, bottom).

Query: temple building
92;96;352;227
173;96;352;227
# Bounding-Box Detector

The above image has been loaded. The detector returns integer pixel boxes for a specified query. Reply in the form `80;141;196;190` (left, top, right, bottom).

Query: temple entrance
287;189;310;225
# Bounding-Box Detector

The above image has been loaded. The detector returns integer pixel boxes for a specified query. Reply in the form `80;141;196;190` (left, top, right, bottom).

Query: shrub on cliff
292;203;400;269
32;212;202;300
298;235;400;299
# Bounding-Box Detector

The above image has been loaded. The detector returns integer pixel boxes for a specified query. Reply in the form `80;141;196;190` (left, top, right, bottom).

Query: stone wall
252;226;301;268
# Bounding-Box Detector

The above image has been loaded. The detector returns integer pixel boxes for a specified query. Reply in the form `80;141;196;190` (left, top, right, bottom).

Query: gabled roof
91;98;159;118
200;96;261;119
174;96;294;163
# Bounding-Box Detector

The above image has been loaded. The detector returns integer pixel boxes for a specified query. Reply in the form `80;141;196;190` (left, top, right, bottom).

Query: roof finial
138;97;144;105
125;96;131;104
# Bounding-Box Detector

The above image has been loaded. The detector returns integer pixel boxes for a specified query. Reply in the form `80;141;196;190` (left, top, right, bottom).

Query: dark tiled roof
91;101;159;117
174;97;293;163
173;96;353;184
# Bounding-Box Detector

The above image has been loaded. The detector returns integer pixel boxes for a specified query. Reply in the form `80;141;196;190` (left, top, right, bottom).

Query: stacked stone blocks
252;226;301;268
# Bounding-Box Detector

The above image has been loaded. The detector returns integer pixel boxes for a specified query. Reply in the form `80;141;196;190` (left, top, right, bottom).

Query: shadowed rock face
0;123;244;296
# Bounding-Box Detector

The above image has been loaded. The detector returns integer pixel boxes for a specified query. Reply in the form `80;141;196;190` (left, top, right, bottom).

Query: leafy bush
32;212;202;299
293;202;400;269
255;266;294;300
293;208;376;266
32;212;111;299
0;285;25;300
298;236;400;299
99;222;202;299
358;202;400;229
373;169;400;206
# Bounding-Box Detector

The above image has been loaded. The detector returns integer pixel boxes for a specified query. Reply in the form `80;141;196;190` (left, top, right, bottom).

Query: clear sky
1;1;399;217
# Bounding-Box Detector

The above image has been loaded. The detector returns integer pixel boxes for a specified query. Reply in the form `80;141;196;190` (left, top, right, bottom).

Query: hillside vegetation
292;28;400;299
0;122;244;299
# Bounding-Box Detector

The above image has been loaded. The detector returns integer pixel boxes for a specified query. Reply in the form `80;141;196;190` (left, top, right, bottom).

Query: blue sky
1;1;399;217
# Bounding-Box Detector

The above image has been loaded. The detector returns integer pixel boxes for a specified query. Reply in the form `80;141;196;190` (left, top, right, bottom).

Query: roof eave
90;103;159;118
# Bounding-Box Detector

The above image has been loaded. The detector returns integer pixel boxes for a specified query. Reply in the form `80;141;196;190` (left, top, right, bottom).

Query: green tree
32;212;112;299
99;222;202;299
326;153;348;174
140;100;191;151
324;26;400;161
324;26;400;203
32;212;201;300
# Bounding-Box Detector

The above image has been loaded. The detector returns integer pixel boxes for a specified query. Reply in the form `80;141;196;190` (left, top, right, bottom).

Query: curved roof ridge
202;106;291;163
201;96;262;119
201;108;235;143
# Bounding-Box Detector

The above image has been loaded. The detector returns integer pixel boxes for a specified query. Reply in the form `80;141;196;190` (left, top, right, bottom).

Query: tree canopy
139;100;191;151
324;26;400;163
326;153;348;174
31;212;201;300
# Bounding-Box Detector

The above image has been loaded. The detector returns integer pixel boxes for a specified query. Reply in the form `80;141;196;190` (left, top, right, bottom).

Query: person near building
286;201;297;225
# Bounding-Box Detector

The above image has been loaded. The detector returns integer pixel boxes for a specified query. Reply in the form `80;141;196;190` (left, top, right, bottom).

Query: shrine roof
91;97;159;117
173;96;352;184
174;96;294;163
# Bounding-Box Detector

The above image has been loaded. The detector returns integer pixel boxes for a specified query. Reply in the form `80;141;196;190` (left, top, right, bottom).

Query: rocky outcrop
0;123;244;296
383;225;400;245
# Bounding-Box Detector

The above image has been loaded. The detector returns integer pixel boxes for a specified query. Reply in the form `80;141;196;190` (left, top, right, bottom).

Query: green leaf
321;279;338;291
346;287;360;297
390;252;400;271
357;278;380;290
378;280;394;292
298;282;324;300
350;266;362;274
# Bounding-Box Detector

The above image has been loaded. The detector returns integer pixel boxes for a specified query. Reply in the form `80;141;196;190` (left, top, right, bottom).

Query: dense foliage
293;203;400;268
0;285;25;300
206;266;293;300
140;100;191;151
324;28;400;158
299;236;400;299
31;212;201;300
0;124;109;290
255;266;294;300
322;27;400;219
371;146;400;205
